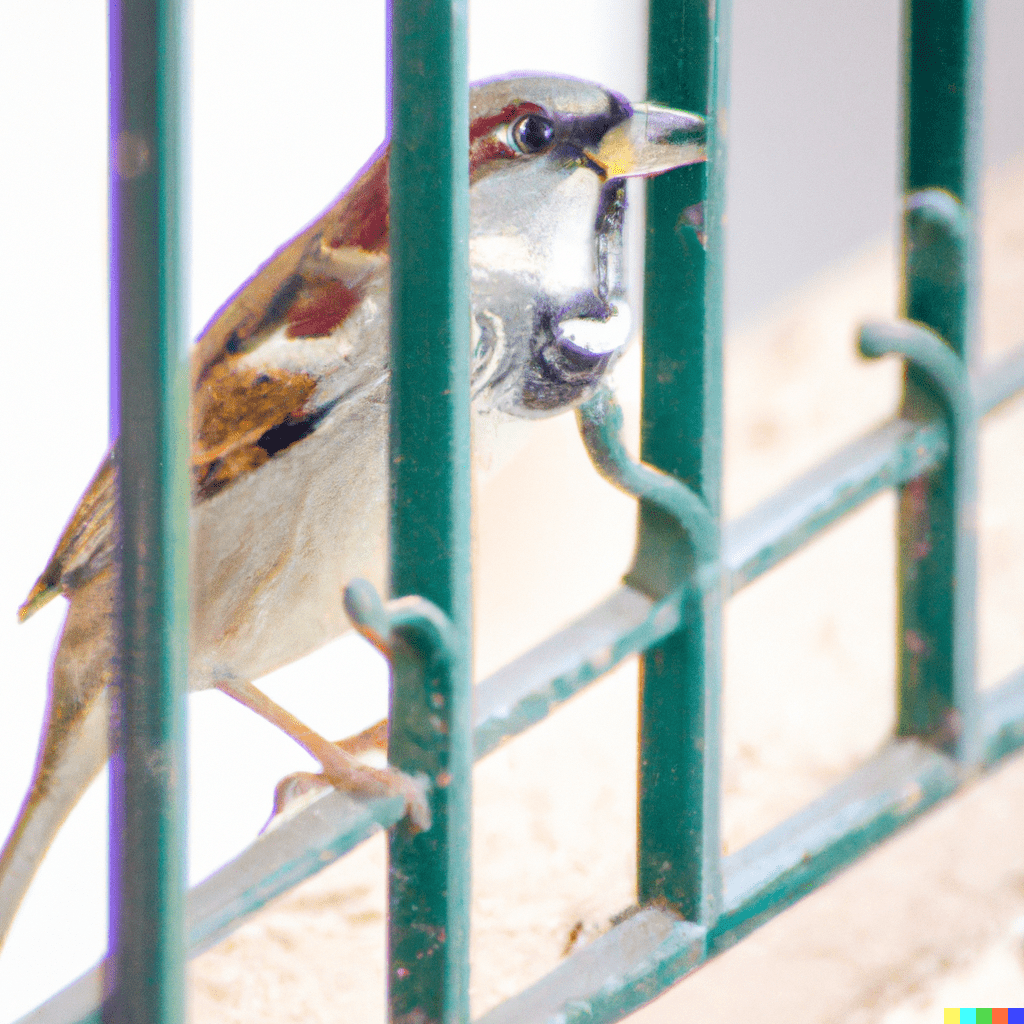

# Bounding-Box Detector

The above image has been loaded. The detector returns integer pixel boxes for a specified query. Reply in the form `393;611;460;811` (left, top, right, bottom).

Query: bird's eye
510;114;555;154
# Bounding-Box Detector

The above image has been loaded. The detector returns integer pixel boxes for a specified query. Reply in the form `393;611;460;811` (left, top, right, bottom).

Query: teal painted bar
23;664;1024;1024
638;0;730;923
33;322;1021;1020
896;0;983;762
20;1;1024;1021
106;0;190;1022
387;0;472;1021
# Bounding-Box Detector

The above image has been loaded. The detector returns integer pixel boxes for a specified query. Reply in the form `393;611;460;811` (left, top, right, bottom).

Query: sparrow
0;73;706;951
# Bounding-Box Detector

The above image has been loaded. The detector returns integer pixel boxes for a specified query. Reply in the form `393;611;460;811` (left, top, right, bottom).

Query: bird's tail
0;570;114;954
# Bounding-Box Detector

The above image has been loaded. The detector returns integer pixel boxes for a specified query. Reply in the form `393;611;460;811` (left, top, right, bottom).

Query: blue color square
1007;1009;1024;1023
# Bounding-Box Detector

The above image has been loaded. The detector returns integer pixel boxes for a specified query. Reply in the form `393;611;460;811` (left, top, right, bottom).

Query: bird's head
464;74;706;417
188;74;707;486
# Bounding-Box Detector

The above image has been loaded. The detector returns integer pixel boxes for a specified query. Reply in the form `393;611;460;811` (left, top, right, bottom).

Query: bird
0;72;706;951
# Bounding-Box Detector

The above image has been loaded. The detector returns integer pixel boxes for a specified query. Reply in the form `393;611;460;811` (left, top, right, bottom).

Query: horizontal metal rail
24;338;1024;1024
19;0;1016;1017
28;664;1024;1024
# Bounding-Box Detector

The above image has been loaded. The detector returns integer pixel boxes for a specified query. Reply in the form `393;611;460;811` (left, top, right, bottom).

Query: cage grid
16;0;1024;1021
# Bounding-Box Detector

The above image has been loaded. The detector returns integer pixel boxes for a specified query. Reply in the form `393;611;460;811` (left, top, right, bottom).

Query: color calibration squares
944;1011;1024;1023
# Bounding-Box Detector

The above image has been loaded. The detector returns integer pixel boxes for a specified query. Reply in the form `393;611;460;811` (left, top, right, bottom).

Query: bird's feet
264;722;428;833
334;718;388;757
266;763;429;832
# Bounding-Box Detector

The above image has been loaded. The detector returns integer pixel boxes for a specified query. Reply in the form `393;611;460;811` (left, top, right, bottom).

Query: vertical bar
896;0;982;761
637;0;730;922
106;0;190;1020
387;1;472;1021
905;0;981;201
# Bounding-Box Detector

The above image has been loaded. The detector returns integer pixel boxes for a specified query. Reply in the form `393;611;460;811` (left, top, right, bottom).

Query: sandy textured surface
190;158;1024;1022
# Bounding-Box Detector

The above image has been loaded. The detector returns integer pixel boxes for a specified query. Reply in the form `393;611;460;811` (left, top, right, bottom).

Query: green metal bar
14;0;1020;1018
473;342;1023;759
638;0;730;923
726;417;946;594
471;668;1024;1024
25;332;1024;1023
481;683;1021;1023
714;739;958;949
27;663;1024;1024
472;739;959;1024
896;0;982;759
905;0;981;200
580;388;717;568
475;908;706;1024
387;0;472;1020
862;316;980;761
106;0;190;1022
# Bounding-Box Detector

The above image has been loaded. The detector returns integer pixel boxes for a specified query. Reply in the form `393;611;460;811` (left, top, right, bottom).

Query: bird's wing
190;147;389;383
18;455;116;622
19;148;391;621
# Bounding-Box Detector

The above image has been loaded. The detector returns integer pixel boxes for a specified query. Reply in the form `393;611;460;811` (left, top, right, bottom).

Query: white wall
726;0;1024;327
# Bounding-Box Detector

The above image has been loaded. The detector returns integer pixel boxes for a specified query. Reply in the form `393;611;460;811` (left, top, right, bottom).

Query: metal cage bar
386;1;473;1021
106;0;191;1022
895;0;983;761
18;0;1024;1021
636;0;729;925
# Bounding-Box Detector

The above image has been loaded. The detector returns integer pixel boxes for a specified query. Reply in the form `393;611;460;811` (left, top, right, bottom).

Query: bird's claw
264;762;431;833
263;770;333;831
391;769;431;832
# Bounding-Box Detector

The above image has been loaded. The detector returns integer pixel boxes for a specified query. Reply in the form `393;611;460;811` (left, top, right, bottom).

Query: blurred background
0;0;1022;1020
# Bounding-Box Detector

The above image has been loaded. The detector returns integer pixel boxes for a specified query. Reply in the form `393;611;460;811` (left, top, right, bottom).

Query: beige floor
189;158;1024;1022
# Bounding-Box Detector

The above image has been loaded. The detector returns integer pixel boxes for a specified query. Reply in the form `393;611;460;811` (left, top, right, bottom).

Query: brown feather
284;279;364;340
20;148;393;615
192;362;318;467
19;455;116;621
322;151;389;253
191;146;390;386
20;102;540;615
191;360;320;499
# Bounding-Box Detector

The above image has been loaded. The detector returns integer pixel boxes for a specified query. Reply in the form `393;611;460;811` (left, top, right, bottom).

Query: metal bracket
577;384;717;602
344;578;472;1020
858;310;979;763
344;578;460;673
858;319;975;447
343;578;461;779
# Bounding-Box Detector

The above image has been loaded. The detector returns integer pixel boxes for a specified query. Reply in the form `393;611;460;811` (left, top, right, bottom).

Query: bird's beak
584;103;707;179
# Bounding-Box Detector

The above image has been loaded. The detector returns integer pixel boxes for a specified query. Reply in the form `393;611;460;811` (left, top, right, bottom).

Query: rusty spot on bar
905;629;928;656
